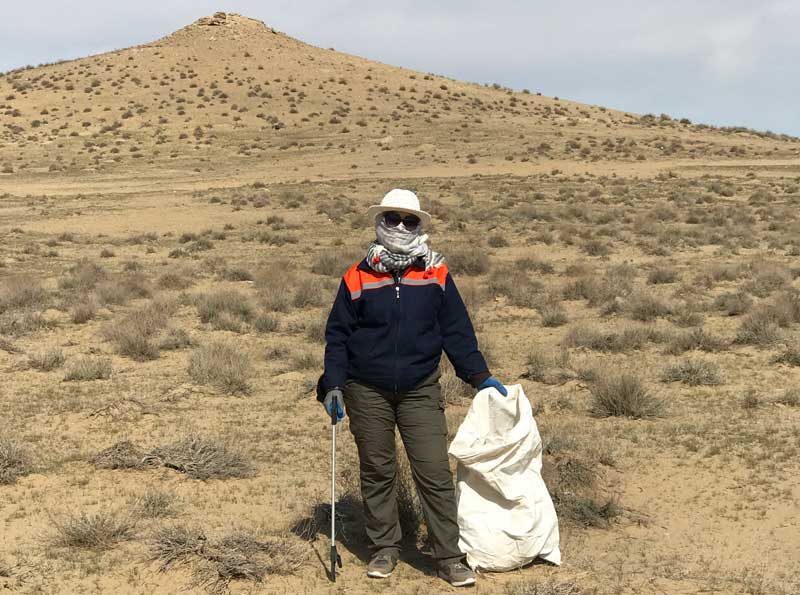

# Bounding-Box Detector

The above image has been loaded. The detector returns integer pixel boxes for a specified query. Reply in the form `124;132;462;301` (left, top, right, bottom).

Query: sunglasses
383;211;421;231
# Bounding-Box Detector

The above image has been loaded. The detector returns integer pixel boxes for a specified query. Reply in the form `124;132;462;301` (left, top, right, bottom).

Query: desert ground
1;12;799;595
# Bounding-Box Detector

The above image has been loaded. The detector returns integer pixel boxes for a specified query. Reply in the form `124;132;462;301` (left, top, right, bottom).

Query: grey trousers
343;370;463;564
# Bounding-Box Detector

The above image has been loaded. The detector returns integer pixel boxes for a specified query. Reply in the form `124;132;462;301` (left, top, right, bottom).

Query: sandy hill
1;11;798;185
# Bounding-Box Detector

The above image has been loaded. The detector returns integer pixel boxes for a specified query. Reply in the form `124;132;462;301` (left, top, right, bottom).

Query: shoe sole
440;575;476;587
367;569;394;579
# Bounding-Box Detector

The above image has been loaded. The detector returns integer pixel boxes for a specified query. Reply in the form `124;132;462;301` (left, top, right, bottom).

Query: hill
1;11;798;184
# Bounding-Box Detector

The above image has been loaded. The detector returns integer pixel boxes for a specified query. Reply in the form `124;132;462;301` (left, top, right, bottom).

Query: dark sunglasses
384;211;421;231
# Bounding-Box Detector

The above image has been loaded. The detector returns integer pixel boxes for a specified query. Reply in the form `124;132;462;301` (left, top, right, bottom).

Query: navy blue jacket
316;257;490;400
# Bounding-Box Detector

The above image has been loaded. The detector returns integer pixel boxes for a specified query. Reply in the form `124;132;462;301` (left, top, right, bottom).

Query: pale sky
2;1;798;136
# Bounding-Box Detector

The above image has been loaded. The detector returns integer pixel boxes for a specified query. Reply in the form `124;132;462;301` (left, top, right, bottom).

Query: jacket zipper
392;271;401;395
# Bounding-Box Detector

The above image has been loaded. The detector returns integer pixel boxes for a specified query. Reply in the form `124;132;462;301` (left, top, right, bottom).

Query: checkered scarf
366;217;444;273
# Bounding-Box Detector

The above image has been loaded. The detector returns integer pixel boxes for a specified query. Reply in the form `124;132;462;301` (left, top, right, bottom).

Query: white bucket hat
366;188;431;227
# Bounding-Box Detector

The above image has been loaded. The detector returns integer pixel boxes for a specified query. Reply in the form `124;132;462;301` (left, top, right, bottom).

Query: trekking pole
330;394;343;582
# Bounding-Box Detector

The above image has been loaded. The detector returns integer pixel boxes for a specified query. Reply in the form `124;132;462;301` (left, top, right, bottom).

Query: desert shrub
771;343;800;367
734;310;782;346
713;291;752;316
538;302;568;327
253;313;279;333
220;267;253;282
260;286;291;313
505;579;586;595
440;359;472;404
628;292;672;321
292;278;326;308
768;289;800;326
51;510;135;550
64;356;112;381
188;341;253;394
134;489;180;519
589;372;664;418
660;359;723;385
146;434;254;480
742;265;790;297
59;259;107;292
157;268;196;290
152;525;307;591
446;246;490;276
522;347;572;385
195;289;254;330
103;299;176;360
93;441;146;470
564;323;668;352
310;249;362;277
28;347;65;371
488;233;509;248
0;275;48;313
0;438;32;485
159;326;193;350
95;272;153;304
647;266;679;284
775;388;800;407
665;327;728;354
582;239;610;256
562;273;630;307
70;296;98;324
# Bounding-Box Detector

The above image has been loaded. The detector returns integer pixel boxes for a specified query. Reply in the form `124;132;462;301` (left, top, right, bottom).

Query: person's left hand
478;376;508;396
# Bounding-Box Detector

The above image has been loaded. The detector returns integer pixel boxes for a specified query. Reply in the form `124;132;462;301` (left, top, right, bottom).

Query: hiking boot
367;553;397;578
438;560;476;587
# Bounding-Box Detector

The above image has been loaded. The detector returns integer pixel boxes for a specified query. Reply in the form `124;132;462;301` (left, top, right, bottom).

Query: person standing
317;188;506;587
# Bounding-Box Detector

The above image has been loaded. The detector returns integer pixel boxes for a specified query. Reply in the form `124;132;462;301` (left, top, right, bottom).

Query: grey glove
324;388;345;423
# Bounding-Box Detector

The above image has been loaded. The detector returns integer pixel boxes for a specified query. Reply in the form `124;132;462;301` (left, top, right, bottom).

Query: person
316;188;507;587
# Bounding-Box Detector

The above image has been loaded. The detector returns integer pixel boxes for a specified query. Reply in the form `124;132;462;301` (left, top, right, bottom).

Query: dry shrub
103;299;176;360
135;489;181;519
195;289;254;330
93;440;146;470
28;347;65;371
561;273;630;307
564;323;668;352
59;259;107;292
64;356;112;381
647;266;679;284
152;525;307;593
253;312;279;333
506;580;586;595
589;372;664;418
771;343;800;367
665;327;728;355
775;388;800;407
310;249;362;277
628;292;672;321
522;347;573;385
713;291;752;316
145;434;254;480
742;264;791;297
0;438;32;485
188;341;253;394
538;301;568;327
51;510;136;550
70;297;98;324
734;309;782;346
446;245;490;276
660;359;723;386
440;358;472;404
158;325;193;350
292;278;327;308
157;267;196;290
0;275;48;313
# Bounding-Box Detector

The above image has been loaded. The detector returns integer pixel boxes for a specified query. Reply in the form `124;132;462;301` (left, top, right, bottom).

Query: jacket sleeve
317;279;358;402
438;272;490;387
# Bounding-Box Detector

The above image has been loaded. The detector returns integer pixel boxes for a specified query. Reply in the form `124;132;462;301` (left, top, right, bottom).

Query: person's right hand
323;388;345;423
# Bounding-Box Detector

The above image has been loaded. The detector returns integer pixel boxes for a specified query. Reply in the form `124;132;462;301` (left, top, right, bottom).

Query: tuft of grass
70;298;98;324
660;359;723;386
538;302;568;327
647;266;678;284
714;291;752;316
58;259;107;292
0;438;32;485
628;292;672;321
28;347;65;371
145;434;254;480
51;510;136;550
188;341;253;394
253;312;279;333
64;356;112;381
292;278;326;308
774;388;799;407
310;250;362;277
588;372;664;418
158;325;193;350
564;323;668;352
734;310;782;346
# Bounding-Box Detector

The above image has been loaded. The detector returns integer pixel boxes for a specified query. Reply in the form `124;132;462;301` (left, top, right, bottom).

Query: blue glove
323;388;345;423
478;376;508;396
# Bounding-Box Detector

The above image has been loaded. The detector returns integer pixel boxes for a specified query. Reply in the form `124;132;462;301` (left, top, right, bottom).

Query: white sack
448;384;561;571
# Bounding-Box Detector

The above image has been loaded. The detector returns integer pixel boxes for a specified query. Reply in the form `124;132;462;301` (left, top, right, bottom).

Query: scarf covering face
366;216;445;273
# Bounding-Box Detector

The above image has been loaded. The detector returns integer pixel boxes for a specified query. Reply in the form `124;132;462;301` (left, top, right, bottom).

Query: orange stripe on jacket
343;262;448;300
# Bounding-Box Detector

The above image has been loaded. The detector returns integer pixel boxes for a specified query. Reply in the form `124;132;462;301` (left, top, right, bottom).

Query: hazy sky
2;1;798;136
